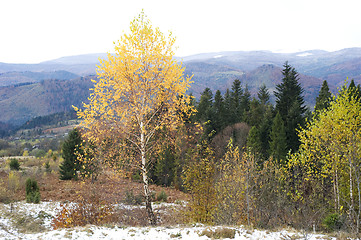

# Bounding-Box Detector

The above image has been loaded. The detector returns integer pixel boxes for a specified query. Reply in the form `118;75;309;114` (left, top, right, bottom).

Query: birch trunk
140;121;156;225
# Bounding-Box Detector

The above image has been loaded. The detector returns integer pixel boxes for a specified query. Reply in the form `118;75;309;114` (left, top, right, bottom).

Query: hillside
0;70;79;86
0;76;94;125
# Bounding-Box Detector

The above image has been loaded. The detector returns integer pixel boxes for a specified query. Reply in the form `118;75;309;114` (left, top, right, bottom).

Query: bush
199;227;236;239
9;158;20;171
52;195;114;229
124;190;144;205
8;171;20;192
156;190;168;202
323;213;343;232
0;179;12;203
25;178;40;203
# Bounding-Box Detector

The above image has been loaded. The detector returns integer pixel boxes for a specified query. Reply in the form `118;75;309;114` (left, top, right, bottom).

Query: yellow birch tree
288;84;361;231
74;12;193;225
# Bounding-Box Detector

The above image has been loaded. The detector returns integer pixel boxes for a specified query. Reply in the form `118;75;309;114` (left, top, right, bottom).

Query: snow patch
213;55;223;58
0;201;338;240
297;52;313;57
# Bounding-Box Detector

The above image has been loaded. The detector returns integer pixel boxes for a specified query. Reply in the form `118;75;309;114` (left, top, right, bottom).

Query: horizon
1;47;358;65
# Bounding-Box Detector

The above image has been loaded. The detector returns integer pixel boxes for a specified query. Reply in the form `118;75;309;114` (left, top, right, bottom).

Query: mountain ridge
1;48;361;125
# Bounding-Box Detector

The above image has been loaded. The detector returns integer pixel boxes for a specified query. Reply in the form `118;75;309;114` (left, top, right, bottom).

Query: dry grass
199;227;237;239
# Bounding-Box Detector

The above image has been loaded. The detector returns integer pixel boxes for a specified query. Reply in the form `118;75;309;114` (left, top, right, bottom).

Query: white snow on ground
0;201;337;240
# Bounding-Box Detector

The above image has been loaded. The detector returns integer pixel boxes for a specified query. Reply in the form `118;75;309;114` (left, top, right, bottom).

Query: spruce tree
258;106;273;160
314;80;332;113
241;85;251;120
59;128;82;180
257;84;270;106
348;79;361;101
196;88;213;122
223;89;232;127
245;98;263;126
247;126;262;155
213;90;225;132
269;112;287;163
230;79;243;124
274;61;306;152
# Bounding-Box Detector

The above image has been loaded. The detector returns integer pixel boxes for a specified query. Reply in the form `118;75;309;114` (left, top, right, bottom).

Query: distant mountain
1;48;361;126
0;70;79;86
41;53;108;65
0;76;94;125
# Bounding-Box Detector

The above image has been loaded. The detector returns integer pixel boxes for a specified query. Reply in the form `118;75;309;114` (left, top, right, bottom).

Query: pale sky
1;0;361;63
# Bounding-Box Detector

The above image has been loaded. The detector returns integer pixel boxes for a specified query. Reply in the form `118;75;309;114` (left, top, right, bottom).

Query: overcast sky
1;0;361;63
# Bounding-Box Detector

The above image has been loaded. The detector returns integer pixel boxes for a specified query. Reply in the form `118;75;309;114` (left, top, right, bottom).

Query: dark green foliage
258;106;273;160
269;112;287;163
196;88;216;138
245;98;263;126
247;126;262;155
19;110;77;130
257;84;270;105
45;161;51;173
153;145;176;187
348;79;361;101
323;213;343;232
25;178;40;203
314;80;332;113
213;90;225;132
230;79;243;124
9;158;20;171
196;88;213;122
241;85;251;118
124;189;144;205
59;128;82;180
274;62;306;152
33;149;46;158
156;190;168;202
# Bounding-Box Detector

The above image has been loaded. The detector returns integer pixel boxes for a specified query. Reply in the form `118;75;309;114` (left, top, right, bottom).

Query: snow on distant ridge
213;55;223;58
297;52;313;57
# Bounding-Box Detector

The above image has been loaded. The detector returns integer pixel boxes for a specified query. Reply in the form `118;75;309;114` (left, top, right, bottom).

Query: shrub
44;161;51;173
0;179;12;203
9;158;20;171
156;190;168;202
199;227;236;239
25;178;40;203
52;195;114;229
8;171;20;192
323;213;343;232
124;190;144;205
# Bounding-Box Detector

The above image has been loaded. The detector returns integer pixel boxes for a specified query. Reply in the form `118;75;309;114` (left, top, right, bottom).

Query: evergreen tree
348;79;361;101
247;126;262;156
314;80;332;114
196;88;213;122
153;145;176;187
230;79;243;124
223;89;232;126
274;61;306;152
59;128;82;180
245;98;263;126
269;112;287;163
213;90;225;132
241;85;251;120
258;106;273;160
196;88;215;138
257;84;270;105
